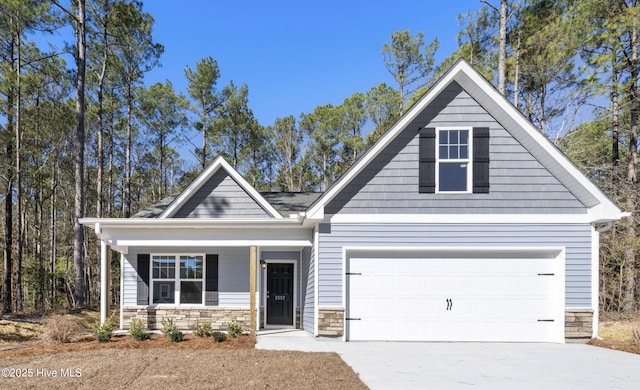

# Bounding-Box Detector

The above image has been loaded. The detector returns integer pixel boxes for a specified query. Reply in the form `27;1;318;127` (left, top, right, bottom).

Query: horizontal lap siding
301;246;314;332
122;247;251;307
325;82;587;215
318;223;592;308
122;254;138;306
173;169;270;218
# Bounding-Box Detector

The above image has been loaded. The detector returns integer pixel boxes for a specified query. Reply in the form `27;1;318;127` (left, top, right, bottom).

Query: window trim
435;126;473;194
150;253;206;306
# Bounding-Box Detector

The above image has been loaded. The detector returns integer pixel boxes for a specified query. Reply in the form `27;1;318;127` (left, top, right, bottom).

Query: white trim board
329;214;600;224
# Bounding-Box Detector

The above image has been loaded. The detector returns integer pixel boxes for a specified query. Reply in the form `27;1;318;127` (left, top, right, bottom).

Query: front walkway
256;330;640;390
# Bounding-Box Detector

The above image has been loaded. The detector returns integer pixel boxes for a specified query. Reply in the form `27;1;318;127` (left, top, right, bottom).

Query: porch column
249;245;257;335
100;239;110;324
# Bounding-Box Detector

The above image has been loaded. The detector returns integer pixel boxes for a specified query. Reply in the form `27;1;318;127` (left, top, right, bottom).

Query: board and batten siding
173;169;270;218
301;246;314;332
317;223;593;308
325;81;587;215
122;246;251;307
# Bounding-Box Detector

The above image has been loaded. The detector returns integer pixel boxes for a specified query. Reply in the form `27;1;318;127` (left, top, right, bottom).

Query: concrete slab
256;331;640;390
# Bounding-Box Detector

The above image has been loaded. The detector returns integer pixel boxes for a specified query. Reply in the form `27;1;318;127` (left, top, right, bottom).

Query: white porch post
100;239;110;324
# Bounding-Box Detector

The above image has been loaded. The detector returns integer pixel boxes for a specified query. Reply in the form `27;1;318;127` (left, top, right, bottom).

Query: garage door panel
347;253;562;342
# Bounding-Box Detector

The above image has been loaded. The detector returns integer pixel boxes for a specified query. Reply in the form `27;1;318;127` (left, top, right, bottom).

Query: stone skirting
122;307;251;331
318;307;344;337
565;309;593;343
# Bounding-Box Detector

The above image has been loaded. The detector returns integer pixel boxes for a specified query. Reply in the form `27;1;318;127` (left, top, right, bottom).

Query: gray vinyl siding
122;246;251;307
317;223;593;308
173;169;270;218
326;81;587;215
301;246;314;333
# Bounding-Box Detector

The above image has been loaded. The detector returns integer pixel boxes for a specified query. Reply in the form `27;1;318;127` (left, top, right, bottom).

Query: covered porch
81;217;312;334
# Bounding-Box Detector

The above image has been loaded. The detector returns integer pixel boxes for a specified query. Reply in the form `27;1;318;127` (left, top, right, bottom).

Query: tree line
1;0;639;316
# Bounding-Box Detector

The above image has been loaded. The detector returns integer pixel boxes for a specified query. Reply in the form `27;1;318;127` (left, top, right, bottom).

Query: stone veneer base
565;308;593;343
122;307;251;331
318;307;344;337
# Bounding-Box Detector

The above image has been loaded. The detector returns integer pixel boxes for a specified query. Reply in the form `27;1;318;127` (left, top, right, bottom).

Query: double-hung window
152;254;204;304
437;128;471;193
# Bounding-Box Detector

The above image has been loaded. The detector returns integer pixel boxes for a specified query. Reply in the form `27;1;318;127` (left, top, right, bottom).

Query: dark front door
266;263;294;325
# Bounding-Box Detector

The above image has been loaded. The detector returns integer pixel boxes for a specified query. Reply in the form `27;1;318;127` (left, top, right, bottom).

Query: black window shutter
137;254;150;305
205;254;219;306
473;127;490;193
419;127;436;193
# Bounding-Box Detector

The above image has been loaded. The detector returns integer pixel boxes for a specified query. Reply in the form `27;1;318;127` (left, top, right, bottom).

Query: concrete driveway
257;330;640;389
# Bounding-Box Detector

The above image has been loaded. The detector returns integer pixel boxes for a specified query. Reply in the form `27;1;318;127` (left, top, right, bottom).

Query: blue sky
143;1;484;127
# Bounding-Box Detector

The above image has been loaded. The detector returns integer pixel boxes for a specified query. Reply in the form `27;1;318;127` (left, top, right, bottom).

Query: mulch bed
1;333;255;359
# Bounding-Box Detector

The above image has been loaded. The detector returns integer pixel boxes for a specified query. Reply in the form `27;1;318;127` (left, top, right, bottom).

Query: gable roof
160;156;283;219
306;59;625;223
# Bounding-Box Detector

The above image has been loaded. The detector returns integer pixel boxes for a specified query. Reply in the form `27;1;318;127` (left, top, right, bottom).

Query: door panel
266;263;294;325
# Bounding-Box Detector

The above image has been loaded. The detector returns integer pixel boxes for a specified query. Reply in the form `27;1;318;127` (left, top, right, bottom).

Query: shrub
160;317;184;342
212;331;227;342
168;329;184;342
227;321;243;337
194;322;213;338
129;318;150;341
160;318;177;336
44;315;80;343
93;318;113;342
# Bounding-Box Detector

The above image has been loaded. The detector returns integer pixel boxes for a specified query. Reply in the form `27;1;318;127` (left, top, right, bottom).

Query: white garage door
346;250;564;342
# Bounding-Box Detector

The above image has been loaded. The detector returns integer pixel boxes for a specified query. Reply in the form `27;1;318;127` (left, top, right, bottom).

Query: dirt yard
589;313;640;355
0;312;368;389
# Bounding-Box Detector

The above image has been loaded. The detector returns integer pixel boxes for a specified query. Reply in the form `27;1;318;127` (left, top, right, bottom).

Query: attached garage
345;248;565;343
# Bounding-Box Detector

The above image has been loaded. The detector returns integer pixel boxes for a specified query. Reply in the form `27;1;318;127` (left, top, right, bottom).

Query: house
80;60;626;343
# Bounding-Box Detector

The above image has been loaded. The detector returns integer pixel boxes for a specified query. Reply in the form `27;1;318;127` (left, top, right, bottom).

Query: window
437;129;471;192
419;127;489;194
151;254;204;304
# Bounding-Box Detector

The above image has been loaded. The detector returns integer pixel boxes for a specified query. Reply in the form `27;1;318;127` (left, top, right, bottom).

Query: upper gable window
419;127;489;194
437;128;471;193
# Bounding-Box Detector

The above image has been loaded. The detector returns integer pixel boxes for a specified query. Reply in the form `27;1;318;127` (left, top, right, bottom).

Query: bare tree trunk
498;0;507;94
73;0;87;308
623;35;638;314
15;31;23;312
513;33;520;108
124;79;132;218
3;30;16;315
612;58;620;186
50;160;57;310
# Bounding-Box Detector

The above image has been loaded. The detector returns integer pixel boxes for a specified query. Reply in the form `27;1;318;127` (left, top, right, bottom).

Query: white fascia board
329;213;605;224
344;245;565;255
159;156;282;219
306;63;464;219
79;217;302;229
458;64;624;220
105;239;312;248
